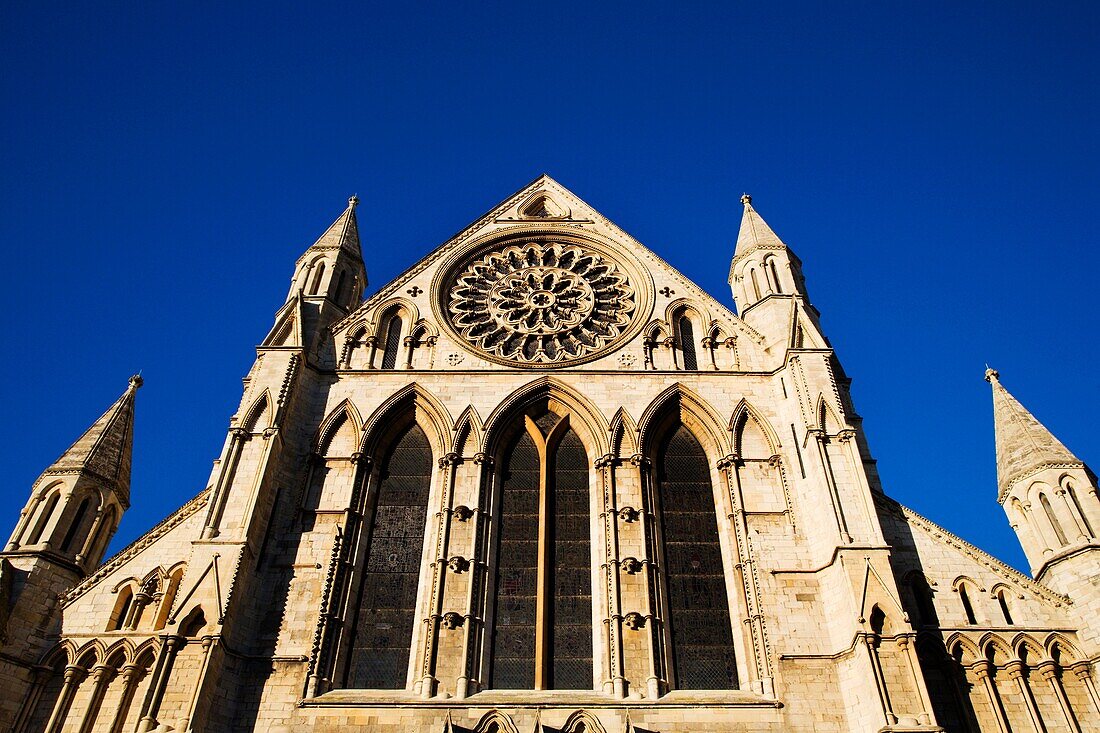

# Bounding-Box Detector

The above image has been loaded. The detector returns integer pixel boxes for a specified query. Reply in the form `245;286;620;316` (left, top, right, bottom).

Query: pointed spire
733;194;786;259
44;375;142;505
305;195;362;259
986;368;1082;496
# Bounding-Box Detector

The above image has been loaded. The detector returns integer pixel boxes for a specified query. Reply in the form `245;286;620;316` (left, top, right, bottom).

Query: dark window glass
959;585;977;625
346;424;431;688
28;493;59;545
678;316;698;371
60;497;91;552
550;428;591;689
491;431;540;688
658;425;737;689
381;316;402;370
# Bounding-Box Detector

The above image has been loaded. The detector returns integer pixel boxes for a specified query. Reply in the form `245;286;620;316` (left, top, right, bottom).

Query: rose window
446;241;636;365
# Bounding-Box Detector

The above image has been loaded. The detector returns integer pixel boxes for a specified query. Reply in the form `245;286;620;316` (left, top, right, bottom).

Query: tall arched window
656;425;737;689
346;423;432;689
490;413;592;690
334;269;348;303
995;589;1014;625
749;269;761;301
1040;493;1068;546
958;584;977;625
380;315;403;370
677;315;698;371
309;261;327;295
60;496;92;552
1065;481;1094;537
27;491;60;545
766;257;783;294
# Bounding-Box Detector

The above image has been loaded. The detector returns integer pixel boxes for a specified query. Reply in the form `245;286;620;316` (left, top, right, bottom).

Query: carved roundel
439;236;645;367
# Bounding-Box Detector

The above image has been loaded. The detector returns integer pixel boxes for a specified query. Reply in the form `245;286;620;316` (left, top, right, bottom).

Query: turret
287;195;367;313
986;368;1100;647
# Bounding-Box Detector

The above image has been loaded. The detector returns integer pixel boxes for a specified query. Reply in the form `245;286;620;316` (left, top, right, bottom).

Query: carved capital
451;505;474;522
1004;660;1027;680
365;335;379;347
969;659;993;681
350;452;371;467
594;454;616;469
836;429;857;443
620;557;643;574
438;452;461;468
473;453;493;466
767;454;782;467
617;506;640;523
717;454;740;470
63;665;88;685
1069;661;1093;680
447;556;470;573
1035;660;1059;682
441;612;464;630
629;454;650;468
623;612;646;630
229;427;249;440
262;426;279;440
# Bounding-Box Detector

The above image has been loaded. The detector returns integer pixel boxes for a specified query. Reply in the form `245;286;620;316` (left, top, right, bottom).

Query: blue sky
2;2;1097;571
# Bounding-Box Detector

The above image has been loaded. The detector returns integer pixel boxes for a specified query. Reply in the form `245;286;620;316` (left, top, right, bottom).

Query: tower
728;195;824;352
987;367;1100;648
0;376;140;727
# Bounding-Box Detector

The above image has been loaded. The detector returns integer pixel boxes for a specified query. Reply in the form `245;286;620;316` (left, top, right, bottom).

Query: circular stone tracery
446;240;637;365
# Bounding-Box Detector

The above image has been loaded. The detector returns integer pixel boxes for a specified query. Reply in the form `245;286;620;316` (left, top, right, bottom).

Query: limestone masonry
2;176;1098;732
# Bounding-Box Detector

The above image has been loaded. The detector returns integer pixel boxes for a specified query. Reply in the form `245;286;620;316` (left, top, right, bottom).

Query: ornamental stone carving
440;238;644;367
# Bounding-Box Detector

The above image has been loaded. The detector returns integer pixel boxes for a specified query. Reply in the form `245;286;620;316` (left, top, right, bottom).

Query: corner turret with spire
986;367;1100;648
287;195;367;313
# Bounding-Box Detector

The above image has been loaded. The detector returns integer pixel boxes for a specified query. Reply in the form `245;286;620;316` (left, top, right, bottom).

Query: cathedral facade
2;176;1098;732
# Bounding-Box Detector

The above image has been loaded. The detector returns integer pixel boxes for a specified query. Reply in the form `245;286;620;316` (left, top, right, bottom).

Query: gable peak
734;194;787;259
303;195;362;260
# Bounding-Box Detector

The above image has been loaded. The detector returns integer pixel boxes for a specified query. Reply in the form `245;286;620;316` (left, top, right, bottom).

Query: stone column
181;636;216;729
418;452;460;698
136;635;184;733
1069;662;1100;714
1005;660;1046;732
43;665;86;733
76;664;116;733
634;454;665;700
595;454;625;698
106;664;147;733
897;634;934;726
74;508;105;566
863;633;897;726
811;431;851;544
1056;487;1091;542
7;494;42;550
1036;660;1081;733
202;428;248;539
39;494;74;550
365;335;379;369
457;453;492;699
971;660;1011;733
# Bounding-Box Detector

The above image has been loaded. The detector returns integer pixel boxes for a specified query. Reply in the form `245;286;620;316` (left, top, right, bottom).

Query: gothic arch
663;298;709;327
74;641;102;669
1011;633;1045;663
103;638;133;667
609;406;639;459
946;633;981;664
473;710;520;733
359;383;454;459
372;297;420;332
561;709;609;733
637;382;731;458
240;391;273;433
815;394;845;435
979;633;1013;663
1044;633;1081;662
729;399;781;458
643;319;670;342
481;377;609;458
452;404;485;457
315;399;364;456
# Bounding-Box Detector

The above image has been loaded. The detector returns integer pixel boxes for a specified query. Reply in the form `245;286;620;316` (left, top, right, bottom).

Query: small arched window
109;585;135;631
380;315;403;370
1040;493;1068;546
334;269;348;303
749;269;761;301
27;492;60;545
909;575;939;627
767;258;783;294
60;497;92;552
309;261;327;295
995;589;1014;625
958;584;977;625
1065;481;1094;538
677;315;698;371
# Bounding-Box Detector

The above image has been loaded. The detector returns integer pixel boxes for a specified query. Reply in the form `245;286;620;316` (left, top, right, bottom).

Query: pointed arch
1044;633;1081;663
643;319;670;342
263;299;301;347
945;633;981;664
815;394;844;434
359;383;454;459
103;638;133;667
481;377;609;458
240;391;273;433
473;710;520;733
315;399;364;457
609;406;639;459
1011;633;1045;664
663;298;710;328
637;382;731;458
40;641;73;669
729;399;781;458
372;297;420;331
452;405;484;457
561;710;609;733
74;641;102;669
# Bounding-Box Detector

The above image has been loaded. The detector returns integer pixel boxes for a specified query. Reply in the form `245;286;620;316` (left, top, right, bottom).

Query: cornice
998;461;1087;503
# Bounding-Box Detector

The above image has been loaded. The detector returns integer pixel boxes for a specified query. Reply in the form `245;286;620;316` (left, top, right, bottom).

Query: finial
741;193;752;206
984;365;999;383
129;374;144;390
348;194;359;209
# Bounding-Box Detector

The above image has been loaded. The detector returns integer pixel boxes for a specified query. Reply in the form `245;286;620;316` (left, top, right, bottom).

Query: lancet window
676;315;699;371
653;424;737;689
345;423;432;689
489;411;593;690
380;315;403;370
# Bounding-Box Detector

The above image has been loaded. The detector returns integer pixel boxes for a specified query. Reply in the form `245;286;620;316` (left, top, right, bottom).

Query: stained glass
346;424;430;689
380;316;402;370
678;316;698;371
659;425;737;689
490;431;539;688
550;428;592;689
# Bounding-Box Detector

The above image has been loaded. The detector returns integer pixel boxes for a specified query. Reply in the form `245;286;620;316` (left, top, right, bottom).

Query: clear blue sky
2;3;1097;572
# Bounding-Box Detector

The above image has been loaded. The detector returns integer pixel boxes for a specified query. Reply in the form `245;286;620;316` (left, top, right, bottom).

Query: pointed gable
300;195;362;261
986;368;1082;496
731;194;787;277
46;376;142;502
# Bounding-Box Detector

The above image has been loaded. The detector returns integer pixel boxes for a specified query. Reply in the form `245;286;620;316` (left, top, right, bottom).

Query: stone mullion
701;336;718;370
811;431;852;544
365;335;379;369
595;454;625;698
201;428;248;539
7;494;42;549
40;494;74;550
181;637;216;729
863;633;898;726
75;664;115;733
322;454;373;692
1037;661;1082;733
971;660;1012;733
457;453;492;698
1006;660;1047;732
634;454;665;699
719;454;772;691
43;664;86;733
418;452;460;698
136;635;184;733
